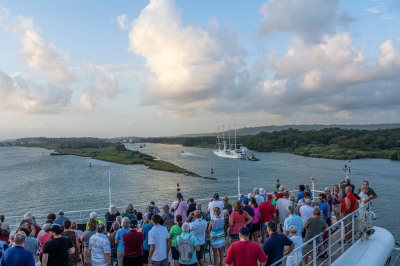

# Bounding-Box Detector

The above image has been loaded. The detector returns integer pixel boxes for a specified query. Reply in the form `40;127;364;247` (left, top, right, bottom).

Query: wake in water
179;152;204;158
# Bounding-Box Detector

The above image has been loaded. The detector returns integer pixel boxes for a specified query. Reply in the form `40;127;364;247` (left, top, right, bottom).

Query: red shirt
123;230;144;257
340;193;357;214
259;201;276;223
225;240;267;266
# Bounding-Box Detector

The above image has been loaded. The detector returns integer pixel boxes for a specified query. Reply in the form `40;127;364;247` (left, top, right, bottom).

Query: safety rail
272;201;375;266
4;196;239;232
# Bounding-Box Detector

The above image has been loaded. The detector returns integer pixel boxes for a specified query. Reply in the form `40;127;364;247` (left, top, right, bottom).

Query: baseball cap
287;225;297;233
240;197;249;205
267;194;273;200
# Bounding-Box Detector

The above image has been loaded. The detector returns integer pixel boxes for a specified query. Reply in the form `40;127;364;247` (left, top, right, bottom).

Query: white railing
272;201;375;266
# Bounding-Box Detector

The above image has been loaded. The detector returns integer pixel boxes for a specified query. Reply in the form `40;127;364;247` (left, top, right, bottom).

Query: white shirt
208;200;224;219
148;225;170;261
299;205;314;225
276;198;292;224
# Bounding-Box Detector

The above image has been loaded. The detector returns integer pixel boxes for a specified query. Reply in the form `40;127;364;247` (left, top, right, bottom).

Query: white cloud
78;63;121;111
5;15;74;85
128;0;249;113
0;69;72;113
259;0;341;43
253;33;400;119
117;14;128;30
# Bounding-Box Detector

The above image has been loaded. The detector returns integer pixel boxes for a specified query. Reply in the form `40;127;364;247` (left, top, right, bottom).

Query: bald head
345;186;353;194
194;210;201;219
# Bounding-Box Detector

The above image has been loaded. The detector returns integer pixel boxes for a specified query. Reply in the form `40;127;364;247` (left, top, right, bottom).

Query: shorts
171;246;179;260
152;257;168;266
333;204;340;215
196;244;204;260
143;250;149;264
84;248;91;264
230;234;239;240
123;255;143;265
251;222;260;232
260;223;267;234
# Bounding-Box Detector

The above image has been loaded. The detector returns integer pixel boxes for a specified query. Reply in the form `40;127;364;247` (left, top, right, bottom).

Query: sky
0;0;400;140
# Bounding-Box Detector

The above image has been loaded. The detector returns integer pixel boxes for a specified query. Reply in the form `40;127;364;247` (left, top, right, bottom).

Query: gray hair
286;205;295;214
14;231;26;245
182;222;190;232
90;212;97;219
121;217;130;228
126;204;134;212
111;221;120;231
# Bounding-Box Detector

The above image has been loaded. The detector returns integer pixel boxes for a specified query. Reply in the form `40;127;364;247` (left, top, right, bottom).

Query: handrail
272;201;374;266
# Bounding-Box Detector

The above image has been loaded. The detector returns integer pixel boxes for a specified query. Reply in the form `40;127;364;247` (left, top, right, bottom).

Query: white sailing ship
213;125;247;159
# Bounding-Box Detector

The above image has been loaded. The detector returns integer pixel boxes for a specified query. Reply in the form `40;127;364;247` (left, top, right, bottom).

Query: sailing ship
213;125;247;159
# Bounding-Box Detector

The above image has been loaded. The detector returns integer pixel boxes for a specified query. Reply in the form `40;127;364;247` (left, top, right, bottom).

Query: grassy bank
51;147;196;175
292;144;397;160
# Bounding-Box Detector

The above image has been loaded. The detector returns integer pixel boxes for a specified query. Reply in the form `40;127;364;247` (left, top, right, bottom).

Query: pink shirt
171;199;189;222
39;232;52;253
251;206;259;224
229;211;247;235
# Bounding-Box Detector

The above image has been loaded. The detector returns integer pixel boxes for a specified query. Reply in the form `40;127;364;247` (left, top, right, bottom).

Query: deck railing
272;201;375;266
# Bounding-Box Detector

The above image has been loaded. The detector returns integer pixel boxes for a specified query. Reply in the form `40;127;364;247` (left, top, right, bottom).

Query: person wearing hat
208;193;224;220
89;224;112;266
259;194;276;243
172;192;189;223
123;219;144;265
225;226;267;266
1;231;35;266
240;196;254;234
122;204;137;221
53;210;69;226
262;221;294;266
286;225;303;266
42;224;75;266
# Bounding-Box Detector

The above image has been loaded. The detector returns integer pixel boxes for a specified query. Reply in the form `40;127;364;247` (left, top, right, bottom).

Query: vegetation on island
143;128;400;160
13;137;198;175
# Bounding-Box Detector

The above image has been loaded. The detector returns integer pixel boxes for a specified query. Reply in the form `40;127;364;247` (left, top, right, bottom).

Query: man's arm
148;244;155;264
166;237;171;257
284;242;295;255
42;253;49;266
104;253;112;265
345;197;351;212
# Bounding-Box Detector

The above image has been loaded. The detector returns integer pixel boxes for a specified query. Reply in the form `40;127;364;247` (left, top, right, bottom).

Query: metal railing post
341;219;345;253
328;226;332;264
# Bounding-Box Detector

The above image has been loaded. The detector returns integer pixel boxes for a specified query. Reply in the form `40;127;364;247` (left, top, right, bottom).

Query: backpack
177;235;193;262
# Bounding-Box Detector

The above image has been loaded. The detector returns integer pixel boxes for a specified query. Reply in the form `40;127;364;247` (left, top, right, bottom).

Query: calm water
0;144;399;240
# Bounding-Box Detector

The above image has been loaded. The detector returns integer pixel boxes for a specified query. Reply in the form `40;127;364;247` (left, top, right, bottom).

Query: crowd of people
0;178;377;266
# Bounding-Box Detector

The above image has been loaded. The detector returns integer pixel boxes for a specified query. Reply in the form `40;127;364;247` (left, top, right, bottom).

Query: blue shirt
115;227;130;252
319;202;329;221
176;232;199;265
189;218;207;245
53;216;69;225
296;191;305;201
142;222;153;250
283;214;304;237
1;246;35;266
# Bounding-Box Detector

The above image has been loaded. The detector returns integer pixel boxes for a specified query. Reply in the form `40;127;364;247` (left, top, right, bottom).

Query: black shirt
43;236;73;266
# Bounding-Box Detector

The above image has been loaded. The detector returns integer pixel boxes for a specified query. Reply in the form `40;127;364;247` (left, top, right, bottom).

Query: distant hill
178;123;400;137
